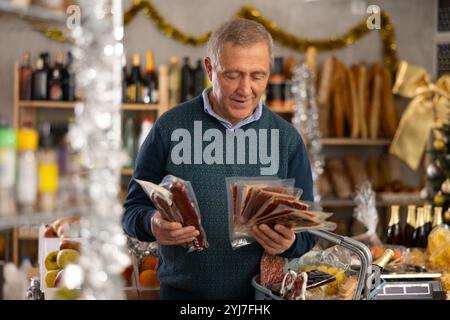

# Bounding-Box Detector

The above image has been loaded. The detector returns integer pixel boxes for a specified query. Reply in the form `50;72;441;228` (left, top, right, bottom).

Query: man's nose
237;76;252;97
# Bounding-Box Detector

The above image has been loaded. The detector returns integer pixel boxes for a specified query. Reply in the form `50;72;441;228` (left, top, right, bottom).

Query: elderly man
123;18;317;299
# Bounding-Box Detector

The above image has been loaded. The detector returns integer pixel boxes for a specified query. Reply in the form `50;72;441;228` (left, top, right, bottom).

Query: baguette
318;57;336;137
369;63;383;139
305;46;318;79
381;66;398;138
332;62;346;137
356;64;369;138
346;67;360;138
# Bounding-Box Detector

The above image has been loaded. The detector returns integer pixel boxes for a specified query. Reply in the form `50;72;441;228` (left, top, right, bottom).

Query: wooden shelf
0;1;66;24
18;100;165;111
320;138;391;146
321;194;424;208
270;107;295;113
121;168;134;176
0;206;84;231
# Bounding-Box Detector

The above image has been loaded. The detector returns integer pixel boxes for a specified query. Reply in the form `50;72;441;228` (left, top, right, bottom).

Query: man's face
205;41;270;125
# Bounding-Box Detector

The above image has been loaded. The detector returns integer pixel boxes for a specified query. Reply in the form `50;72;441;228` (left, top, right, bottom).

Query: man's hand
151;211;199;246
251;224;295;255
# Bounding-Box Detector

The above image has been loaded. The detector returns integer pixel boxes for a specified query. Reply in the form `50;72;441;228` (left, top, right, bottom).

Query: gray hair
206;18;274;69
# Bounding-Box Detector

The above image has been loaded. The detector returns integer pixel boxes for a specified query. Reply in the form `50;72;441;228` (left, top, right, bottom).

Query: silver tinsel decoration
67;0;130;299
291;64;324;203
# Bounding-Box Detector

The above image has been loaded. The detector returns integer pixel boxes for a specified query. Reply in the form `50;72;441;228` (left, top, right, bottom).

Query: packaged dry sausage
136;175;209;252
226;177;336;249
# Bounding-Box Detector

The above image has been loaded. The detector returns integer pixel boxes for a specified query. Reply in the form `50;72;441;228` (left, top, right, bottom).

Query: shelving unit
10;59;169;264
0;1;66;24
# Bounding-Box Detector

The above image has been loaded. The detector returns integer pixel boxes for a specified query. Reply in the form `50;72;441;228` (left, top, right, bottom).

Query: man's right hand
150;211;200;245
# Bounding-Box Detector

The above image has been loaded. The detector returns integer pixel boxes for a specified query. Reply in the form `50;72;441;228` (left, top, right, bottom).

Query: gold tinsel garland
40;0;398;73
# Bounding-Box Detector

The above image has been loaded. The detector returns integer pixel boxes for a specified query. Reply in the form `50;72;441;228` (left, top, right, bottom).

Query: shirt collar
202;88;262;130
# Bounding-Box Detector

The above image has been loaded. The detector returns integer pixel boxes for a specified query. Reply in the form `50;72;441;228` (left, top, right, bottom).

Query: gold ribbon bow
389;61;450;170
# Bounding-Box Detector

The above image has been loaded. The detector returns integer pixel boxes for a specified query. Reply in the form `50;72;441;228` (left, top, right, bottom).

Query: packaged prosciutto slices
135;175;209;252
226;176;336;249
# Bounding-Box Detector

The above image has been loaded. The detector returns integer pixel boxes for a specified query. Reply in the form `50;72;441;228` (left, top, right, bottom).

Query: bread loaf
369;63;383;139
356;64;368;138
316;172;334;198
367;156;382;191
381;66;398;138
332;62;346;137
326;159;353;199
346;67;360;138
343;156;369;189
318;57;336;137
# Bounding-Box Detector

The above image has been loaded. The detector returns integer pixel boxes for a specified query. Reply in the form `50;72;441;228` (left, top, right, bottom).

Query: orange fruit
140;256;158;271
139;269;160;287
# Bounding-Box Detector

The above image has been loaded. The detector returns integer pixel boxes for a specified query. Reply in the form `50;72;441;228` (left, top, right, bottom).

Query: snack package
290;245;357;299
226;176;336;249
135;175;209;252
259;252;337;300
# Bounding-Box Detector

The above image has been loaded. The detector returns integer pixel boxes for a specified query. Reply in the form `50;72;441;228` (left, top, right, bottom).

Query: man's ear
204;57;213;81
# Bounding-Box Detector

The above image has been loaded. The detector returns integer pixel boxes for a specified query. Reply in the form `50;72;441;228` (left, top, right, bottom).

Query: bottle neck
406;207;416;226
388;207;400;226
433;207;443;227
416;210;425;228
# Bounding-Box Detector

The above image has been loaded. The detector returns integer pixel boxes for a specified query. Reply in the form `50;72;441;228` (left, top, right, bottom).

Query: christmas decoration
291;63;324;203
389;61;450;170
67;0;131;299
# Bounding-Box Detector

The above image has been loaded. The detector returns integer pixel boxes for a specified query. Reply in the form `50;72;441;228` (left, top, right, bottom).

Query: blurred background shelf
121;168;134;176
321;193;425;208
18;100;165;111
0;1;65;24
320;138;391;146
0;206;83;231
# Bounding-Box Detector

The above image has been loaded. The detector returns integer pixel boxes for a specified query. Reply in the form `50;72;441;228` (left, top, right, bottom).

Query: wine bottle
19;51;32;100
168;56;181;107
48;50;64;101
142;51;159;104
192;59;205;97
31;58;48;100
267;57;285;108
386;205;402;245
181;57;193;102
412;207;427;248
128;54;142;103
63;52;75;101
423;204;433;237
403;205;416;247
432;207;446;229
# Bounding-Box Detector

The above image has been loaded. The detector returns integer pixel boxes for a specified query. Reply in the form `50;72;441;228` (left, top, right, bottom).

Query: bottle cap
17;128;38;151
0;127;16;148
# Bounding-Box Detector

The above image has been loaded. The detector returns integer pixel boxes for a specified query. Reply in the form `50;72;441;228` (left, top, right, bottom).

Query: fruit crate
132;254;160;300
38;225;138;299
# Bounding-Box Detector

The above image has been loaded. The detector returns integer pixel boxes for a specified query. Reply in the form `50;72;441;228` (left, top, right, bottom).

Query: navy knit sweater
122;96;317;299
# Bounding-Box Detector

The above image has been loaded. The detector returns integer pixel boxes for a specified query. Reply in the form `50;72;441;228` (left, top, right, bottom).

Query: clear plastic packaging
351;182;383;247
226;176;336;249
136;175;208;252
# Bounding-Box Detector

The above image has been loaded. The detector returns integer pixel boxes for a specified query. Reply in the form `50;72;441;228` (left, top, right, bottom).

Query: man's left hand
251;224;295;255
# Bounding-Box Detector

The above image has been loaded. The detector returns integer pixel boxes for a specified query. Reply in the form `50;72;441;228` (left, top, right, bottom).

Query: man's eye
252;74;266;80
225;73;240;80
